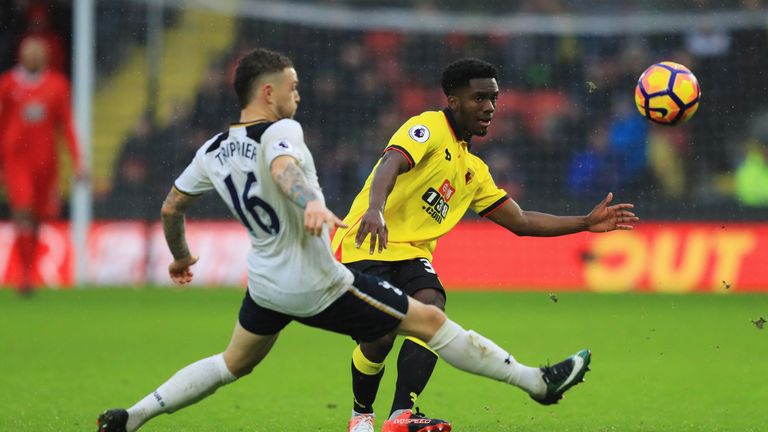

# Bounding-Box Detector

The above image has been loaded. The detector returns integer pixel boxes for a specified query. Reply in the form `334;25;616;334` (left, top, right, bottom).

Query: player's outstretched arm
486;192;638;236
355;151;410;254
161;187;201;284
271;155;347;236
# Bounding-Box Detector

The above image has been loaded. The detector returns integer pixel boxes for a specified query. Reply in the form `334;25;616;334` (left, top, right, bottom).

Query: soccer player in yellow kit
332;58;639;432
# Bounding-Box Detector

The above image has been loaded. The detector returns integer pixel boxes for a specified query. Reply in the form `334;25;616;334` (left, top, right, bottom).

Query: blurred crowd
296;0;761;13
2;0;767;220
0;0;71;74
0;0;174;76
108;2;768;219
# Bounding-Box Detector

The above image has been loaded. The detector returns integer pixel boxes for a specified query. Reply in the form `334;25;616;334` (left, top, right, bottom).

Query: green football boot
531;349;591;405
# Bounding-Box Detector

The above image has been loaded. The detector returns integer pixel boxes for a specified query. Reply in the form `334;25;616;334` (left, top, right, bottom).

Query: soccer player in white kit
96;48;591;432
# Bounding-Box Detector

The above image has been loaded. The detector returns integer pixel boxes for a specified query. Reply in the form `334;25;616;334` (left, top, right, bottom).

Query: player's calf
415;317;591;403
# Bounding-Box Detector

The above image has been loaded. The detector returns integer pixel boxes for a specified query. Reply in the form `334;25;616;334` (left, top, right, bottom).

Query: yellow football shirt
332;109;510;263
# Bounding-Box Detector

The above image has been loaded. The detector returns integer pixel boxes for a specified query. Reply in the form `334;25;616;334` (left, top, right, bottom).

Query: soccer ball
634;62;701;125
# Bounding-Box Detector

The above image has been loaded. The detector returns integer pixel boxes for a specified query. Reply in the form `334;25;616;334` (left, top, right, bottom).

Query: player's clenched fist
168;255;199;285
305;200;347;236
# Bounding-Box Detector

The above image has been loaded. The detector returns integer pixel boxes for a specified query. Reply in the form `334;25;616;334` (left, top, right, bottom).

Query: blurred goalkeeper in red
0;36;84;294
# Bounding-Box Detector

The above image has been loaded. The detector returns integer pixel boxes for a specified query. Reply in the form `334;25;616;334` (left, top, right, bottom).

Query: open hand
585;192;639;233
355;208;387;254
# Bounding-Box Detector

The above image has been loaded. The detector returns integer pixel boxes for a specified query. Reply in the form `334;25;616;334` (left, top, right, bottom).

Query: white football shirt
174;119;353;316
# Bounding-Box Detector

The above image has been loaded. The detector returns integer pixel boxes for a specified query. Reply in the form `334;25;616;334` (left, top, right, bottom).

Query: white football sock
427;319;545;397
125;353;237;432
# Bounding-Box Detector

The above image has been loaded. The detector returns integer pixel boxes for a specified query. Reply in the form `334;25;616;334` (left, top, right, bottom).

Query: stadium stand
1;0;766;221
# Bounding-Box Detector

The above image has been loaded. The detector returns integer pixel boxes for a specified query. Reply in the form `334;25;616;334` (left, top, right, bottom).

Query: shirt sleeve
174;142;215;196
261;119;306;166
470;161;511;217
383;113;439;170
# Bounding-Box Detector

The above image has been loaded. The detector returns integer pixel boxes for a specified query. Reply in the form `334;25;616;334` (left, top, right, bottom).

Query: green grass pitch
1;288;767;431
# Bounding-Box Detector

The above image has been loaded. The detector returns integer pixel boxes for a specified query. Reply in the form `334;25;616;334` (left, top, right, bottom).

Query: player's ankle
388;408;410;420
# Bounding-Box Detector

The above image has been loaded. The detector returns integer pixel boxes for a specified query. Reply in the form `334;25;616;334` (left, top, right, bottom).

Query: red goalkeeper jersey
0;67;80;171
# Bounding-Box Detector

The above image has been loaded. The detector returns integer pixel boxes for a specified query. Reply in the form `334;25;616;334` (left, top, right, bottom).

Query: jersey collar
231;120;270;127
12;66;46;85
442;108;472;149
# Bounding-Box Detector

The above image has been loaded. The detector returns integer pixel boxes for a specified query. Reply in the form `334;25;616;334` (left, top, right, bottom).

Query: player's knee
401;300;447;339
360;331;396;362
412;288;446;311
374;331;397;349
421;304;447;333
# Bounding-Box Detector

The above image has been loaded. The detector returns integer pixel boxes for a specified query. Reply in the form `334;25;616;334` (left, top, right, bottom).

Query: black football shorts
345;258;446;299
238;268;409;342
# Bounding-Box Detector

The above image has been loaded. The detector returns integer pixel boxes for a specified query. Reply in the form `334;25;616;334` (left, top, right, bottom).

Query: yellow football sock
352;345;385;375
404;336;438;356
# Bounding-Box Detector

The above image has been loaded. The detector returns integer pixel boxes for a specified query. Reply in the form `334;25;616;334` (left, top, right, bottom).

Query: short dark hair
441;58;498;96
233;48;293;109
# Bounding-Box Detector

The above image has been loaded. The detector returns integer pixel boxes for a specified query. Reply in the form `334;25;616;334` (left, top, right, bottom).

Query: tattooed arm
271;155;347;236
160;187;200;284
271;155;321;208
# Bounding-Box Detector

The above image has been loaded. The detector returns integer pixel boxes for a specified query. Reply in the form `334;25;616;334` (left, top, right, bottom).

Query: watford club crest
465;169;474;185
